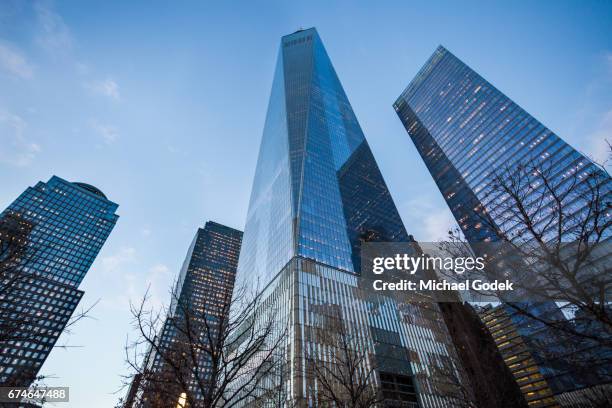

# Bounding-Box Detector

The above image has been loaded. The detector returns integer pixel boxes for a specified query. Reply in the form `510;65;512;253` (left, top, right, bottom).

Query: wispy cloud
97;246;173;312
91;120;119;144
585;109;612;165
0;110;41;166
116;263;172;311
167;145;182;154
33;2;121;106
34;0;73;54
100;246;137;271
96;247;139;310
145;263;172;308
86;78;121;101
400;197;457;242
0;42;33;79
75;61;90;75
421;208;456;241
568;51;612;165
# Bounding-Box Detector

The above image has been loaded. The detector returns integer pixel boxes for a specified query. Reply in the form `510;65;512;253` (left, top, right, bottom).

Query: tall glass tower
394;46;610;244
138;221;242;407
0;176;118;386
236;29;462;407
394;46;611;404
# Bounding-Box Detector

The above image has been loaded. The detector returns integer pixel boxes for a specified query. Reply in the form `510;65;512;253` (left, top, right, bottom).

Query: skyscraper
235;28;464;407
394;46;611;403
393;45;610;244
136;221;242;407
0;176;118;386
479;304;560;407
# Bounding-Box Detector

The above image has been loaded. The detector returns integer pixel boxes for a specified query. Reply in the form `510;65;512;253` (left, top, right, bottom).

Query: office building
0;176;118;385
480;304;559;407
136;221;242;407
394;46;611;404
234;29;465;407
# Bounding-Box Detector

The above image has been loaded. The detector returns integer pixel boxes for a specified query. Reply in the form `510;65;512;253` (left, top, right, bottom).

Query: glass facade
479;305;560;407
238;28;410;284
142;221;242;406
394;46;612;401
236;29;464;407
394;46;610;244
0;175;118;385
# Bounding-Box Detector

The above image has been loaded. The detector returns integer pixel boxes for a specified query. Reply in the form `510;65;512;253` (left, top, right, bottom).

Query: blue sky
0;1;611;406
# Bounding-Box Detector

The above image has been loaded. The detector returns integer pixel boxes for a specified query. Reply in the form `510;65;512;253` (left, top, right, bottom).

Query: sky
0;0;611;406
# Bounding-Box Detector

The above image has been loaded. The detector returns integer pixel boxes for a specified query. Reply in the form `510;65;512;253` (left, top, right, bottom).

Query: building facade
394;46;611;403
393;45;610;244
479;304;560;407
234;28;466;407
0;176;118;385
136;221;243;407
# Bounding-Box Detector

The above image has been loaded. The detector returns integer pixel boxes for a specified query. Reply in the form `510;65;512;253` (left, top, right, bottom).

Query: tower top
283;27;317;40
72;182;108;199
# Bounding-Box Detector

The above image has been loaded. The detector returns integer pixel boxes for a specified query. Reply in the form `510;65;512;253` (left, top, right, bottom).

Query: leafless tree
0;212;37;346
0;212;95;387
304;305;382;408
437;150;612;394
467;154;611;342
433;301;529;408
581;384;612;407
122;282;287;408
427;361;477;408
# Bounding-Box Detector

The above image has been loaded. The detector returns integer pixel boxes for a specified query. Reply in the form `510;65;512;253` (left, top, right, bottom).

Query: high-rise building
234;28;464;407
479;304;560;407
393;45;610;244
0;176;118;385
136;221;242;407
436;301;529;408
393;46;611;403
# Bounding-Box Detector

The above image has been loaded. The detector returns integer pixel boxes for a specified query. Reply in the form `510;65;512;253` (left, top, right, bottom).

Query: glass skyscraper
136;221;242;407
394;46;611;404
394;46;610;244
0;175;118;385
235;28;463;407
479;304;560;407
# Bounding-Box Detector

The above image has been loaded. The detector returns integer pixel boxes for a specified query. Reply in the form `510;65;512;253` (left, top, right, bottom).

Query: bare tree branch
120;282;287;408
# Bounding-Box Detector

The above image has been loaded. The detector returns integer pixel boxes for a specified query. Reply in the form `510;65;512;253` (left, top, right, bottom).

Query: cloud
91;120;119;144
34;0;73;54
132;263;173;310
570;51;612;165
423;208;455;241
0;110;41;166
75;61;90;75
96;246;138;310
147;264;171;289
86;78;120;101
167;145;182;154
96;246;174;311
585;109;612;165
606;52;612;73
400;197;457;242
0;42;33;79
100;246;137;271
421;207;457;241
